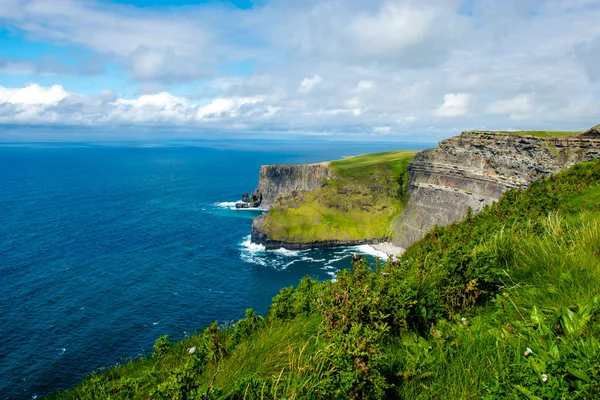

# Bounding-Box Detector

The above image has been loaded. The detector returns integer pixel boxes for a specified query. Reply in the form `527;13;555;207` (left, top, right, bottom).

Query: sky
0;0;599;142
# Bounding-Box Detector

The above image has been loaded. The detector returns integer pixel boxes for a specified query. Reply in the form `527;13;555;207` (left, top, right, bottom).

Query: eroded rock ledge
249;162;334;209
393;127;600;249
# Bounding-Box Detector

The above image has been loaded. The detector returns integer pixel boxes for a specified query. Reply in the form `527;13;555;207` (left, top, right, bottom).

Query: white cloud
115;92;190;108
0;83;70;105
397;115;416;124
344;97;361;108
321;108;362;116
0;0;207;57
356;80;375;91
2;0;600;138
348;3;438;57
559;97;600;120
373;126;392;134
433;93;470;118
0;0;210;82
298;75;323;94
574;35;600;82
486;94;537;120
196;97;263;119
111;92;195;123
0;84;268;125
129;46;208;82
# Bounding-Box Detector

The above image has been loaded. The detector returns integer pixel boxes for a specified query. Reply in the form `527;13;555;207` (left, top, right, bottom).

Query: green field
49;160;600;399
260;151;418;243
482;130;582;138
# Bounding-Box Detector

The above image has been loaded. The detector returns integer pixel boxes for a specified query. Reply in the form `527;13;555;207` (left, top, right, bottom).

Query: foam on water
238;235;390;281
216;201;238;207
353;244;390;260
240;235;268;266
239;236;310;269
214;200;264;211
273;247;302;257
241;235;266;252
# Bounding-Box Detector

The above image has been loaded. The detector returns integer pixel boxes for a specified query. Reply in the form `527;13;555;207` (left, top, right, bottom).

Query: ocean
0;140;433;399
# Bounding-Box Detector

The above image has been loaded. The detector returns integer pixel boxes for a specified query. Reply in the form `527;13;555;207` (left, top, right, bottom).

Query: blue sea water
0;140;433;399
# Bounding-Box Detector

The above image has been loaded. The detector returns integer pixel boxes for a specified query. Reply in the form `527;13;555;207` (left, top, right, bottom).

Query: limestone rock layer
393;131;600;248
250;162;334;208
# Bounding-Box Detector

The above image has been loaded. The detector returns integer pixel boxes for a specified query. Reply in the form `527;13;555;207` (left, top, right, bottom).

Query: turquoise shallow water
0;140;432;399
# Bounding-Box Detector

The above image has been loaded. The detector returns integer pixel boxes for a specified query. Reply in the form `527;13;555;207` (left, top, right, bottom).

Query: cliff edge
249;162;334;209
393;126;600;248
247;125;600;252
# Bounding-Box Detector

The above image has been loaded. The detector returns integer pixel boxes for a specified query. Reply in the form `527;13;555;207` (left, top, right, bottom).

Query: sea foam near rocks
353;245;390;259
215;201;264;211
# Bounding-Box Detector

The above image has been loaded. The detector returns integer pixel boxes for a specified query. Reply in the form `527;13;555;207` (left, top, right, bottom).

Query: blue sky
0;0;599;141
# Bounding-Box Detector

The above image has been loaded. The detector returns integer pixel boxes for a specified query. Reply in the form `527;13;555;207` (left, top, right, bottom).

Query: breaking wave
214;200;264;211
239;236;390;280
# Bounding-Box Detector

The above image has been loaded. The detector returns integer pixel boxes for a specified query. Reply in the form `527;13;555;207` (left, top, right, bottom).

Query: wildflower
188;347;196;355
524;347;533;356
430;323;442;339
541;374;548;383
381;272;389;277
461;317;468;325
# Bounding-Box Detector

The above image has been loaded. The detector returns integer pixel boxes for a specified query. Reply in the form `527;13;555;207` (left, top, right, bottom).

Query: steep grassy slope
259;151;417;243
49;160;600;399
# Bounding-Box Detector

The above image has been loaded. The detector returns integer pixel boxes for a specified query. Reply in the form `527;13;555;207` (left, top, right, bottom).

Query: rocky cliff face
250;162;334;208
393;126;600;249
246;125;600;251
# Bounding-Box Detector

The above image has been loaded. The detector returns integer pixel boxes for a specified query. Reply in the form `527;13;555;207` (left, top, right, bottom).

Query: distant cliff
247;125;600;252
393;126;600;248
249;152;416;250
250;162;334;208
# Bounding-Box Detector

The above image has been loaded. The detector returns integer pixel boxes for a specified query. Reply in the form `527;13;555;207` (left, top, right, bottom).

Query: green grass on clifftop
260;151;418;243
486;130;582;138
49;160;600;399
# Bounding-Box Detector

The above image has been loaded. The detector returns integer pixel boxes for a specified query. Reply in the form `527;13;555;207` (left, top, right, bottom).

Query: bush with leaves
153;334;171;357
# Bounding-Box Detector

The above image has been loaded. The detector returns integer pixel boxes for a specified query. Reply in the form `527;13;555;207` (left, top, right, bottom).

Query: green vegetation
483;130;582;138
49;160;600;399
261;151;418;243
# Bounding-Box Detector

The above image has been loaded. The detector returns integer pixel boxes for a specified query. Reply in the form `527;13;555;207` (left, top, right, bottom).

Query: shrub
153;334;171;357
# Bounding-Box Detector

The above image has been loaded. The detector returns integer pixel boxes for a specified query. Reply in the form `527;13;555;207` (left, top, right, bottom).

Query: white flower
461;317;468;325
188;346;196;355
524;347;533;356
541;374;548;382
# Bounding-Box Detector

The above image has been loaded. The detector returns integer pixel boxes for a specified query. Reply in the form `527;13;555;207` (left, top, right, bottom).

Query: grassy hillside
260;151;418;243
49;160;600;399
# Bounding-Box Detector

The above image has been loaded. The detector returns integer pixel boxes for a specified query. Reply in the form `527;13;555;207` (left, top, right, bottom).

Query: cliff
249;162;334;208
393;126;600;248
248;125;600;252
250;151;417;249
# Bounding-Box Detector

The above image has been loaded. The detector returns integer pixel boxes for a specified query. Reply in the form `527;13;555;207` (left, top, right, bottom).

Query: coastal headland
247;125;600;252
